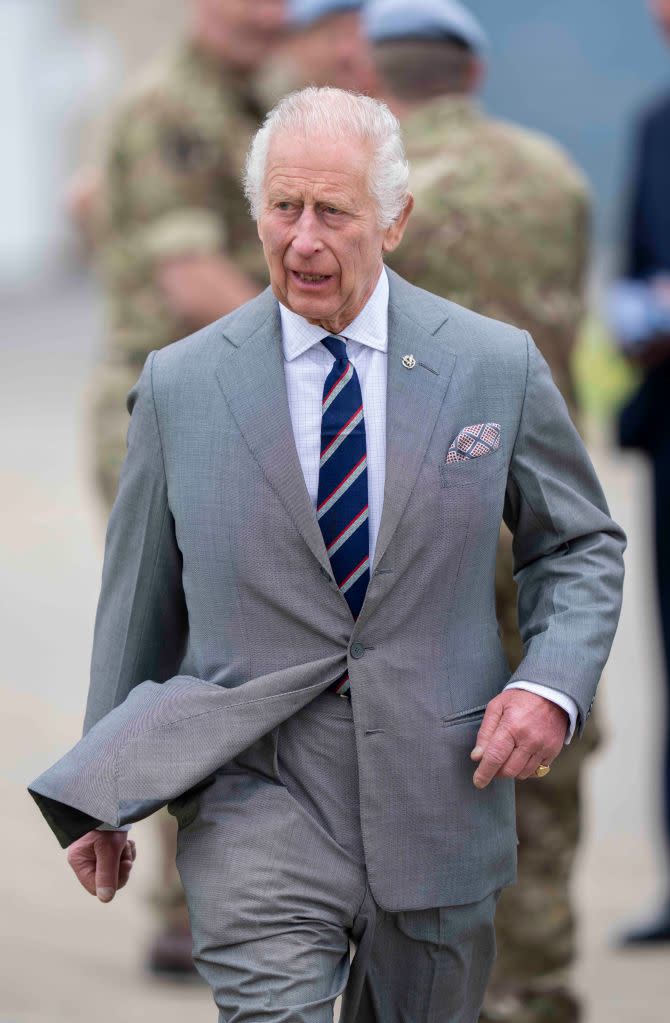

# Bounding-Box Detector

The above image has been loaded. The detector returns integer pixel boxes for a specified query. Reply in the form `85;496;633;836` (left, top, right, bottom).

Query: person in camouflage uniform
91;0;286;972
367;2;599;1020
92;1;285;506
254;0;378;111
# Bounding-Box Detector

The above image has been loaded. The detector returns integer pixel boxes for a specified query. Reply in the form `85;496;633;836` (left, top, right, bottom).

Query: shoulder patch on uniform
160;128;217;174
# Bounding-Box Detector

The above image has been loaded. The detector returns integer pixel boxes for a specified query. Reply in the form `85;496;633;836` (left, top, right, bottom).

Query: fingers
117;840;137;891
66;832;136;901
66;835;98;896
475;742;557;785
517;749;552;781
496;745;533;780
94;832;130;902
470;701;504;763
472;727;516;789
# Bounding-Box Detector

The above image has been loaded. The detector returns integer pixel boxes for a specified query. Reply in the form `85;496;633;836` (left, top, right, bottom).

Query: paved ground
1;273;668;1021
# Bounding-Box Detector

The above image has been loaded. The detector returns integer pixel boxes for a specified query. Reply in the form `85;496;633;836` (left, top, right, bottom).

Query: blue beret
288;0;363;28
364;0;488;54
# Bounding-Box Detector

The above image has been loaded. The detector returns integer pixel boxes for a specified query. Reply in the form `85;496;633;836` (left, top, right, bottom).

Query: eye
276;201;293;211
324;206;341;216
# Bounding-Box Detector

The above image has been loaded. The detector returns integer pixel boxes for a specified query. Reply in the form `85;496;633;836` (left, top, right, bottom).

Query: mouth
289;269;334;290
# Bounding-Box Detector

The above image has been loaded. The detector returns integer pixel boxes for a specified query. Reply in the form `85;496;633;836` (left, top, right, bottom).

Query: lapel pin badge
402;354;416;369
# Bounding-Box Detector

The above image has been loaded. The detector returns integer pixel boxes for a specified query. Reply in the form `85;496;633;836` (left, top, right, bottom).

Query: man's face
288;13;378;93
650;0;670;42
257;131;412;334
194;0;286;69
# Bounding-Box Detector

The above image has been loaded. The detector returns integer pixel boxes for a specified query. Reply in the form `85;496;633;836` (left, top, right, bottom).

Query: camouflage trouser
480;528;602;1023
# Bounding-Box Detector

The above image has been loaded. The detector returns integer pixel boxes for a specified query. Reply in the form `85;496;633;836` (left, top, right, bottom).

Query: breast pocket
438;446;505;489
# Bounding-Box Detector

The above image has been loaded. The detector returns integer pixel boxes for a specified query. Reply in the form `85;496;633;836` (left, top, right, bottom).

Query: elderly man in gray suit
29;86;625;1022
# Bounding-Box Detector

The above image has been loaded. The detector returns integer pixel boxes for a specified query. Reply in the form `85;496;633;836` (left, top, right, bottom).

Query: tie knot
321;334;348;364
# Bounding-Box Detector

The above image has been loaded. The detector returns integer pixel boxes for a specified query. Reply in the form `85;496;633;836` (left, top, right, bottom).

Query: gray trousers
173;691;500;1022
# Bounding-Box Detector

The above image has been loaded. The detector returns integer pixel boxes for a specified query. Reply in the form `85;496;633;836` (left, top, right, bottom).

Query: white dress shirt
97;269;577;832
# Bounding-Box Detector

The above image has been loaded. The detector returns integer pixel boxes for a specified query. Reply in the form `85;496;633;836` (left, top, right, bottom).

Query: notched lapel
368;295;456;587
214;300;333;578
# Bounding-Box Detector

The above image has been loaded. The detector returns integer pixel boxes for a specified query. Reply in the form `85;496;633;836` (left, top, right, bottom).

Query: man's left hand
470;690;568;788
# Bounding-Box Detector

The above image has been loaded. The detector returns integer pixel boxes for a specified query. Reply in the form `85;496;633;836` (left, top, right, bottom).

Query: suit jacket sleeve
83;350;189;735
503;332;626;734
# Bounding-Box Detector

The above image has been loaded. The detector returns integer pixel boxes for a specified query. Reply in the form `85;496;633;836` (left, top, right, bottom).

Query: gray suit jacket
28;268;626;911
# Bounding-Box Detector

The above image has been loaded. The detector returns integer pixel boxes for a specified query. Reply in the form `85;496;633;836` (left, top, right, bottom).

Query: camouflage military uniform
388;95;599;1023
92;40;268;506
90;41;268;935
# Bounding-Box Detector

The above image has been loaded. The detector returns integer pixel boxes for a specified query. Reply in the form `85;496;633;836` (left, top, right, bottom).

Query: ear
467;57;486;93
382;194;414;254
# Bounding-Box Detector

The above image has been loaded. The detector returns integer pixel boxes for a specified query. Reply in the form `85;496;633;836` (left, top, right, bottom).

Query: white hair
244;86;410;229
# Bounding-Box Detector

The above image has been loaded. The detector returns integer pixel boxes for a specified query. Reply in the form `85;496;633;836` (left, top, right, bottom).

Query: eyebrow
266;182;356;209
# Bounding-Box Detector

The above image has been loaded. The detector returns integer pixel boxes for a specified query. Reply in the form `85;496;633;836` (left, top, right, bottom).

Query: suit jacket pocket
441;704;487;728
438;446;505;488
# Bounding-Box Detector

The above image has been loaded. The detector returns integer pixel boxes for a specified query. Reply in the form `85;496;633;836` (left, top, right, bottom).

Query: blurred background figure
64;164;104;254
255;0;378;107
90;0;286;976
609;0;670;946
92;0;287;507
367;2;597;1020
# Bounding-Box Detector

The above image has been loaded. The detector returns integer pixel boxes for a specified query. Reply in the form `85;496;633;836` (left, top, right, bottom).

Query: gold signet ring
534;764;551;778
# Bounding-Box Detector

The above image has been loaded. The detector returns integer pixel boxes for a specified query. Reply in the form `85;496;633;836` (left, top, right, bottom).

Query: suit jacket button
350;642;365;659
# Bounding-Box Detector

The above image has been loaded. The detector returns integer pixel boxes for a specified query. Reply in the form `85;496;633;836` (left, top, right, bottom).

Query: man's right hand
66;830;136;902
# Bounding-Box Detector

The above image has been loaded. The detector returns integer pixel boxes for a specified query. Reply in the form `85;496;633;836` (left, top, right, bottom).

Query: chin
287;292;334;319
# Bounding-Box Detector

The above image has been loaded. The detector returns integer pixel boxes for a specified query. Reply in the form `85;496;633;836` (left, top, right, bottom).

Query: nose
291;208;323;259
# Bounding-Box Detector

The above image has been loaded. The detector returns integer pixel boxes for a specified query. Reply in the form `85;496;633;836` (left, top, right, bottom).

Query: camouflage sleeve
97;96;228;360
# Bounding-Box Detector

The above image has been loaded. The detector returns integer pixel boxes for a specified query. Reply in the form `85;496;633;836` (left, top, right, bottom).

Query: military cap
288;0;362;27
364;0;488;54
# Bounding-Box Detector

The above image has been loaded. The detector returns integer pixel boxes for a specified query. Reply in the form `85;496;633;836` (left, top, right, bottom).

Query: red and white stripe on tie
317;335;371;696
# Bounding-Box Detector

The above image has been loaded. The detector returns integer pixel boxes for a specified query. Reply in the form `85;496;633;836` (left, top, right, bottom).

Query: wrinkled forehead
263;130;375;203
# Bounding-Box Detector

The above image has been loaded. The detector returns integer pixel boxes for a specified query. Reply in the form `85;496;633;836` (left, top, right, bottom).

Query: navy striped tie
317;335;370;697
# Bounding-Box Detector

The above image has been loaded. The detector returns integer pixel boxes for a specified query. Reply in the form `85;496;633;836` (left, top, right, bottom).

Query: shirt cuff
96;823;132;832
504;681;578;744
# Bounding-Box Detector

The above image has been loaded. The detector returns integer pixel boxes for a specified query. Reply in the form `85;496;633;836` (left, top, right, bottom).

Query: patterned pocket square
445;422;501;464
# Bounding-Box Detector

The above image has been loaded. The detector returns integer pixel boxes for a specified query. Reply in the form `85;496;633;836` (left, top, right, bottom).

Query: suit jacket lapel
214;274;458;614
215;289;333;578
369;270;457;577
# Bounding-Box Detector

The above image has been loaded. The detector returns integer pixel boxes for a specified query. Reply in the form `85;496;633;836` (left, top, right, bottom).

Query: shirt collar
279;266;389;361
